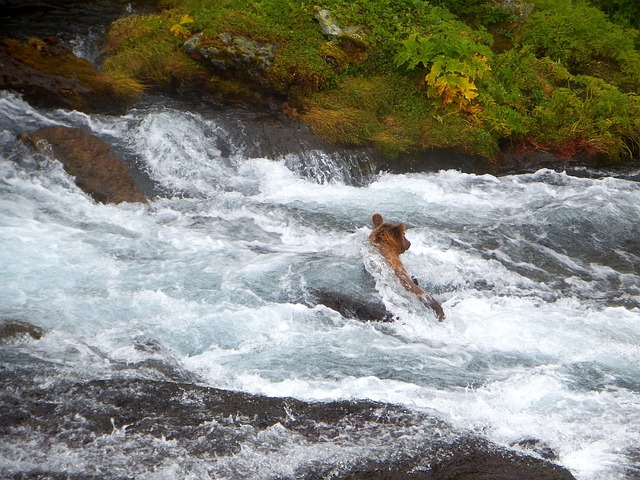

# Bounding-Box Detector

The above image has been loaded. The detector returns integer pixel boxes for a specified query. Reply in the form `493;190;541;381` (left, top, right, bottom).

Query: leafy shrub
395;21;493;111
428;0;516;27
522;0;640;90
319;0;444;69
170;14;194;39
522;75;640;158
587;0;640;29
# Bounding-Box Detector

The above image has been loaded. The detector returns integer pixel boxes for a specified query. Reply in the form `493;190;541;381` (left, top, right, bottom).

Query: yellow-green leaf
179;14;194;25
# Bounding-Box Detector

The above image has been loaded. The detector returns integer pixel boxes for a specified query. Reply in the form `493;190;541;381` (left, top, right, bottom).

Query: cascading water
1;86;639;480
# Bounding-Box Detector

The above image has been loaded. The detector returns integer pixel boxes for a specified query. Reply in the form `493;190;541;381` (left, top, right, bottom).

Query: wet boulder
313;7;343;36
312;289;394;322
184;32;279;89
0;36;142;114
19;126;147;204
313;6;368;69
0;320;43;342
0;371;577;480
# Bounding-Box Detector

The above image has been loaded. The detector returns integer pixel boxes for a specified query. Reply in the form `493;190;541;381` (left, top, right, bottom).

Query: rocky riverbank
2;32;638;181
3;0;639;175
0;320;576;479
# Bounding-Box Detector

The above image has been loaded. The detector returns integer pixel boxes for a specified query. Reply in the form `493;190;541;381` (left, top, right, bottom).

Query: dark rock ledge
0;37;140;114
0;348;576;480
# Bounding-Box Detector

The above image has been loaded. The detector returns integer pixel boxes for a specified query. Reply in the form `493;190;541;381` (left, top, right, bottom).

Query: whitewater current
1;91;639;479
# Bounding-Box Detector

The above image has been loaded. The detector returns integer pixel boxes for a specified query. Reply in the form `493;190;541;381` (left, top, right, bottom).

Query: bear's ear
372;213;384;227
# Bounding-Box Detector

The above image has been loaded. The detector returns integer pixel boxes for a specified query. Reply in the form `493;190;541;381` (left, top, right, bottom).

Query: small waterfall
283;149;378;186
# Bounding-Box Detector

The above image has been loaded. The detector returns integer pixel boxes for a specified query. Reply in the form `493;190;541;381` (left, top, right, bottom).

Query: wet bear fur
369;213;445;321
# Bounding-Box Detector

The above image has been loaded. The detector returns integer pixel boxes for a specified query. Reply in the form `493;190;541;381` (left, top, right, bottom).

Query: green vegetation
521;0;640;90
103;0;640;167
586;0;640;30
104;12;201;89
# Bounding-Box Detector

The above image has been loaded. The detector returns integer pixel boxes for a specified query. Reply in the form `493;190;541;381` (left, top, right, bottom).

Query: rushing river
1;88;639;479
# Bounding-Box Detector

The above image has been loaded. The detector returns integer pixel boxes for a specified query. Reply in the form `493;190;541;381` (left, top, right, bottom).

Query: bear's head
370;213;411;254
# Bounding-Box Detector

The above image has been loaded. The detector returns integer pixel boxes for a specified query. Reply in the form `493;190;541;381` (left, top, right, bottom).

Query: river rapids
1;87;639;479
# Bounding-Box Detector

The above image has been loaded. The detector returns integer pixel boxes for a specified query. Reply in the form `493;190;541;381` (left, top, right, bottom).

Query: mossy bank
102;0;640;171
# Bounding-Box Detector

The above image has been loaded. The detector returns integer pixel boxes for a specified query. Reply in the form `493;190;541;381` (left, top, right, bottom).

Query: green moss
208;77;262;103
4;37;144;105
104;13;197;88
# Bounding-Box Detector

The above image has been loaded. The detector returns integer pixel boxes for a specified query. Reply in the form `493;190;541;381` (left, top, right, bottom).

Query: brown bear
369;213;445;321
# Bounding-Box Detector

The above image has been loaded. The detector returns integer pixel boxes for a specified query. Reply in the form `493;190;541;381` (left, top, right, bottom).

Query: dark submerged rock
421;437;573;480
19;126;147;204
0;320;43;342
373;147;495;176
0;364;577;480
495;143;614;175
514;438;559;461
342;438;574;480
312;289;394;322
